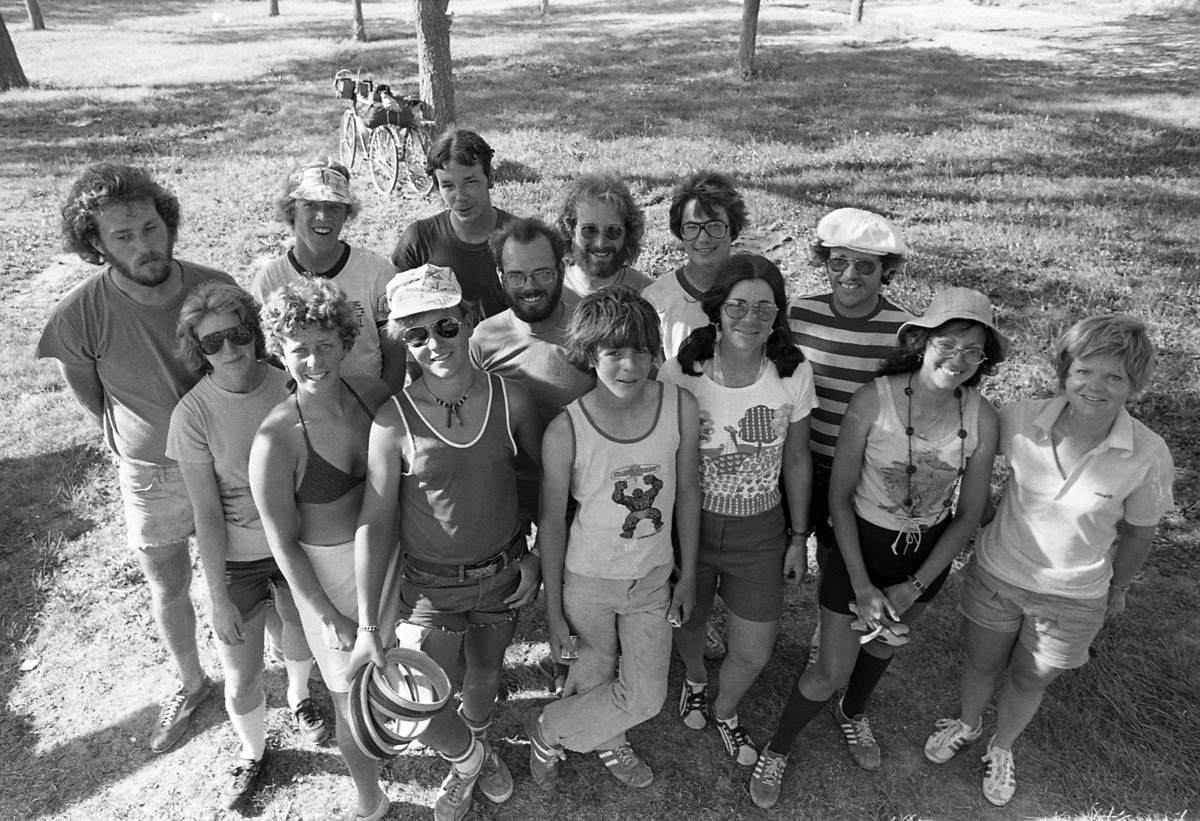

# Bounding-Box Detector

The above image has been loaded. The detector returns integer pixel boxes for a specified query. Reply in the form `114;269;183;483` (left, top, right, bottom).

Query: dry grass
1;1;1198;820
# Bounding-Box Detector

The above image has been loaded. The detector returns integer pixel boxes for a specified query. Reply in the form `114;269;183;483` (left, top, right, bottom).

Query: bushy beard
574;239;627;280
502;276;564;324
108;239;174;287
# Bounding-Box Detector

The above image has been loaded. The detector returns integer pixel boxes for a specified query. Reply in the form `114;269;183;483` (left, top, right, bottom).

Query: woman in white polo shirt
923;314;1175;807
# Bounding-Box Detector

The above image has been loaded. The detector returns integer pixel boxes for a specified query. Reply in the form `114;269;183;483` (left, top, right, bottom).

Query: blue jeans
541;563;672;753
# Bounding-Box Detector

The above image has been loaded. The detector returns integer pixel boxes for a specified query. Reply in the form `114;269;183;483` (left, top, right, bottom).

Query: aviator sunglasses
198;324;255;355
402;317;463;347
578;224;625;241
723;300;779;322
827;257;883;276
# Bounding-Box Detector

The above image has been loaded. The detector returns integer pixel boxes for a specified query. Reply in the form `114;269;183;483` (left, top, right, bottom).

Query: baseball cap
386;264;463;319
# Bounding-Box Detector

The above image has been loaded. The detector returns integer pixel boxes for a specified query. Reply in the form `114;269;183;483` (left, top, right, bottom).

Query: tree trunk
738;0;761;80
25;0;45;31
268;0;279;18
850;0;865;24
352;0;366;40
540;0;550;16
0;13;29;91
414;0;455;128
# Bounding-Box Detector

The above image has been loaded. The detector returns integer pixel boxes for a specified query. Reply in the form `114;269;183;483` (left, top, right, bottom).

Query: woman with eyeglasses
923;315;1173;807
166;282;325;810
644;171;749;361
351;264;542;819
749;288;1004;808
657;254;816;770
249;278;393;821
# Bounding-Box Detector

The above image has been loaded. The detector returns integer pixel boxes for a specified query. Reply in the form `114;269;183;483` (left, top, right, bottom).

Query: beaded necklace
424;378;473;429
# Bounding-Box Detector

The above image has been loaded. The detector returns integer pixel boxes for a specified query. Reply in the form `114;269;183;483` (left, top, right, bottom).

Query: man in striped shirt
787;208;913;570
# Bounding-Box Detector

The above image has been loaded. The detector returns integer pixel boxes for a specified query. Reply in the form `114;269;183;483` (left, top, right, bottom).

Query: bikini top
295;380;375;505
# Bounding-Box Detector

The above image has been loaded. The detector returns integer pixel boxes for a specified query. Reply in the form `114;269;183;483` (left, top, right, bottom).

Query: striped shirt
787;293;913;467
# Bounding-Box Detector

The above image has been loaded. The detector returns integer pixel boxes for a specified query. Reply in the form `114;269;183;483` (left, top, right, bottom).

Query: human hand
505;553;541;610
547;615;577;665
668;576;696;626
349;629;386;675
853;585;899;628
210;596;245;646
882;579;920;616
783;542;807;586
1106;586;1127;618
322;611;359;653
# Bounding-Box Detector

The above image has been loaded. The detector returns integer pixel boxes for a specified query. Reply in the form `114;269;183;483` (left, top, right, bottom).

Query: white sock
451;737;484;775
228;698;266;761
284;658;313;710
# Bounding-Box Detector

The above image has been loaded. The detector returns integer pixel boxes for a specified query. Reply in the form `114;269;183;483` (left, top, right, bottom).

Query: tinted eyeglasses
680;220;729;241
578;224;625;242
198;324;255;356
931;338;987;365
723;300;779;322
827;257;882;276
402;317;463;348
502;268;558;289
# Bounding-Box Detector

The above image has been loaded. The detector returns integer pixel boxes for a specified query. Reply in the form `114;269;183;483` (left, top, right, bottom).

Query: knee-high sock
841;650;893;717
767;683;828;756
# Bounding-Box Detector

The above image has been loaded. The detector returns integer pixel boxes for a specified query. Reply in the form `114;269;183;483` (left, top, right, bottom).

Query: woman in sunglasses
750;288;1004;808
658;254;815;770
166;282;326;810
351;264;541;820
249;278;393;821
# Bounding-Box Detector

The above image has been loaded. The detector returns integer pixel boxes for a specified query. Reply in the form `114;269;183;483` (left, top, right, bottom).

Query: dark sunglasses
578;224;625;241
402;317;463;348
827;257;882;276
198;324;254;355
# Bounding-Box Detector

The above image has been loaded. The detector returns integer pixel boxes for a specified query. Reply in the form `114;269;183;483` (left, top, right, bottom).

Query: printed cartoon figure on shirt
879;448;962;520
697;404;792;506
611;463;665;539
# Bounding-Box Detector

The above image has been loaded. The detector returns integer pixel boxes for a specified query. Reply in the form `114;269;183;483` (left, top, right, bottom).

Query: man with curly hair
38;163;235;754
555;173;652;307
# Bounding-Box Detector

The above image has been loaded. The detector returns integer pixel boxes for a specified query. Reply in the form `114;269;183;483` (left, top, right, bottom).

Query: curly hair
425;128;495;181
564;285;661;375
175;282;268;374
60;164;181;265
555;173;645;266
489;216;567;274
676;254;805;379
1055;314;1156;394
880;318;1006;388
668;171;749;242
273;158;360;227
260;278;359;358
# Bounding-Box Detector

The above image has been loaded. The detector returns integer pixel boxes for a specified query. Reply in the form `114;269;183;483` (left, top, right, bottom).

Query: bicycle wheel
369;126;400;195
339;109;360;171
402;127;434;196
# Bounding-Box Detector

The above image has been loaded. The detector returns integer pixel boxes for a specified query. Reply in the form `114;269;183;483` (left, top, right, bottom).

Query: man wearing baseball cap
787;208;915;655
252;158;407;392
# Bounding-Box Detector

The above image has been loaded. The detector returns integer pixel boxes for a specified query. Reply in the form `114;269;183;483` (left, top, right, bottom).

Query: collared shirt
976;396;1175;599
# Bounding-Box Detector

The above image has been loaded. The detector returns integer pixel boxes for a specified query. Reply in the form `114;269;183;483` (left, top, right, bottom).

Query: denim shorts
689;505;788;624
117;459;195;550
225;557;289;619
398;556;520;634
960;558;1107;670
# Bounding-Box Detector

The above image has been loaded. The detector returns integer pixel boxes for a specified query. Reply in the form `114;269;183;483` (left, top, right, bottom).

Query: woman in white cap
249;278;393;821
351;264;541;821
923;315;1173;807
750;288;1005;808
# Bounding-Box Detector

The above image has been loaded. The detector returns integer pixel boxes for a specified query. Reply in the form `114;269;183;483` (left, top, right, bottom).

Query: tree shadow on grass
1;0;204;25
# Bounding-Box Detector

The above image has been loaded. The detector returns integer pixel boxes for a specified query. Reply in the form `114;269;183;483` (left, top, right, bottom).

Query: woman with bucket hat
750;288;1005;808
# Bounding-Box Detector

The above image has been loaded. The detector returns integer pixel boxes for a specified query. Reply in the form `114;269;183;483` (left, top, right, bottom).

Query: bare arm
669;388;702;625
58;361;105;427
1106;522;1158;617
377;329;409;395
505;381;544;609
178;460;243;645
537;411;575;663
781;416;813;584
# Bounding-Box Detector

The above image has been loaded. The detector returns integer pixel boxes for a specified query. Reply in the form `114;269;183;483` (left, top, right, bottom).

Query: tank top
564;382;681;580
394;372;520;565
295;380;375;505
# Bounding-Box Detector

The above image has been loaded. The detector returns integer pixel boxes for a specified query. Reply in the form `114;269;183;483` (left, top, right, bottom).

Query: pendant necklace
424;376;473;429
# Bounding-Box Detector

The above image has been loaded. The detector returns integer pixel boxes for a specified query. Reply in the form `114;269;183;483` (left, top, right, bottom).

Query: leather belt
403;532;525;582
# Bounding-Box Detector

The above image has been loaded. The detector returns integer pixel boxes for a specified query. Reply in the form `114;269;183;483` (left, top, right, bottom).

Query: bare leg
959;617;1021;728
215;607;269;759
412;627;472;757
461;619;517;724
137;540;204;691
711;612;778;720
331;690;385;816
992;643;1067;750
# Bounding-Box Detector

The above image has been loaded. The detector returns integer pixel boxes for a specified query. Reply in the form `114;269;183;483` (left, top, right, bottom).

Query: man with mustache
555;174;652;307
39;163;236;753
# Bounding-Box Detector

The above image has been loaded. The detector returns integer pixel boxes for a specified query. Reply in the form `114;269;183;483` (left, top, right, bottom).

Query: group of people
37;127;1174;821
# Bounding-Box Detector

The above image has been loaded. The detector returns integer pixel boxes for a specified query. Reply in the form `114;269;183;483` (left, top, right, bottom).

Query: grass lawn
1;0;1198;819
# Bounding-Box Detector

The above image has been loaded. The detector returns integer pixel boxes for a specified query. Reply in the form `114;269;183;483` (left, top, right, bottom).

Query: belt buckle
464;563;497;580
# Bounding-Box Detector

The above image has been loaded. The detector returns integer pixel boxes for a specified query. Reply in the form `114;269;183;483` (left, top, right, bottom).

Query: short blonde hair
1055;314;1156;393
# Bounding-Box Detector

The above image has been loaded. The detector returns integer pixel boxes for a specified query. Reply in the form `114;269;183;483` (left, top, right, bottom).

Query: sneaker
294;698;328;744
982;739;1016;807
704;622;726;660
678;682;707;730
434;753;482;821
219;754;266;809
924;717;983;764
749;747;788;809
712;712;758;768
832;696;881;770
150;675;214;753
524;706;564;790
805;621;821;669
597;744;653;788
475;739;513;804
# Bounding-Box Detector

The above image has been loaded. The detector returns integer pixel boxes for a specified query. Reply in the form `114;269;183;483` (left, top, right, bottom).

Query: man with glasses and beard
39;163;236;753
555;174;652;307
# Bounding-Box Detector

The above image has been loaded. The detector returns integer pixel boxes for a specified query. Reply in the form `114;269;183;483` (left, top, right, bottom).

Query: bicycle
334;70;435;197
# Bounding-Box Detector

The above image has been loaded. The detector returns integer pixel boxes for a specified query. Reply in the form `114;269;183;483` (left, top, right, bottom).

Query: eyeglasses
931;338;986;365
680;220;729;241
401;317;463;348
501;268;558;289
723;300;779;322
578;224;625;242
198;324;254;355
827;257;882;276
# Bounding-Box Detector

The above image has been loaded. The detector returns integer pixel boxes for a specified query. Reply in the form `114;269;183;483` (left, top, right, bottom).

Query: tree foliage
0;13;29;91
